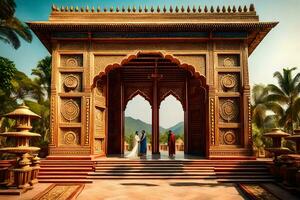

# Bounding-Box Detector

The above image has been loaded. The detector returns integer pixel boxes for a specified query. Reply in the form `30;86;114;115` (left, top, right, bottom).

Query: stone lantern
0;104;41;190
286;128;300;154
264;128;291;161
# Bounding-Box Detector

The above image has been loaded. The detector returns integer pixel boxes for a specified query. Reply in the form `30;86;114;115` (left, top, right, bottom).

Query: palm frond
4;17;32;42
266;94;289;104
267;84;285;96
0;27;20;49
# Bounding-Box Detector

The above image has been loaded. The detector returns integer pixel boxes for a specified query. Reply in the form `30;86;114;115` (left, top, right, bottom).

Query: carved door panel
94;78;106;155
188;78;205;155
107;70;123;154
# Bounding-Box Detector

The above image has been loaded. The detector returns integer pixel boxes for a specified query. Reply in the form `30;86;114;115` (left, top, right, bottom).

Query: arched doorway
124;94;152;155
159;94;184;156
100;52;208;156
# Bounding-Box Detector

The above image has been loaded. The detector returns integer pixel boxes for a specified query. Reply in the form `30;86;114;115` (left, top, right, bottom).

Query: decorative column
151;59;162;155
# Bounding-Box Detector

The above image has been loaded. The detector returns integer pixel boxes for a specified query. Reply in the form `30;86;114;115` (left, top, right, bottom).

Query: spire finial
227;6;231;13
210;6;214;13
232;6;236;13
243;5;248;12
181;5;185;12
216;6;220;13
238;6;242;12
122;6;125;12
204;6;208;13
163;5;167;13
198;6;202;13
86;5;89;12
157;6;160;13
150;6;154;13
75;6;79;12
144;5;148;12
192;5;196;13
97;6;100;12
249;4;255;12
169;6;173;13
175;6;179;13
139;5;142;12
187;6;191;13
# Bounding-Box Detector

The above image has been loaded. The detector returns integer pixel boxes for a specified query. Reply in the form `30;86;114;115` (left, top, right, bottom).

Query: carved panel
124;85;152;107
61;73;82;92
94;79;106;107
159;85;185;109
218;73;240;92
94;55;127;75
174;55;206;75
219;98;239;123
218;54;240;67
85;98;90;145
94;138;105;154
215;41;241;50
95;107;105;138
60;128;80;146
60;98;81;122
219;128;240;145
61;54;83;67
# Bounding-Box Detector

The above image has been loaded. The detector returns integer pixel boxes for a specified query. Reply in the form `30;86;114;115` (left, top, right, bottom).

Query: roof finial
238;6;242;12
104;7;107;12
163;5;167;13
216;6;220;13
204;6;208;13
127;6;131;12
222;6;226;13
210;6;214;13
116;6;120;12
86;5;89;12
70;6;74;12
192;5;196;13
61;6;65;12
150;6;154;13
227;6;231;13
232;6;236;13
65;6;69;12
76;6;79;12
157;6;160;13
122;6;125;12
169;6;173;13
97;6;100;12
144;5;148;12
175;6;179;13
110;6;114;12
91;6;95;12
243;5;248;12
51;4;56;11
181;5;185;13
132;6;136;12
198;6;202;13
249;4;255;12
139;5;142;12
187;6;191;13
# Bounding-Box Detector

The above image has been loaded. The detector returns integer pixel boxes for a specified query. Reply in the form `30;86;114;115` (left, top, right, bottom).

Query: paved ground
77;180;246;200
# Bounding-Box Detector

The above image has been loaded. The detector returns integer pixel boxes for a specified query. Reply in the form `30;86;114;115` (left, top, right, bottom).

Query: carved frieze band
85;98;90;145
50;96;55;145
248;96;252;145
210;98;215;145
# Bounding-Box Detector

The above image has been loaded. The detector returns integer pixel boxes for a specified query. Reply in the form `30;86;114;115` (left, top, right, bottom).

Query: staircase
38;160;94;183
88;159;274;182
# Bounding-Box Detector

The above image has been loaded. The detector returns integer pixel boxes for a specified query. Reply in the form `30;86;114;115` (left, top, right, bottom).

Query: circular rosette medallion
221;74;236;90
61;100;80;121
223;58;234;67
64;131;77;145
223;131;236;145
220;100;238;122
63;74;78;90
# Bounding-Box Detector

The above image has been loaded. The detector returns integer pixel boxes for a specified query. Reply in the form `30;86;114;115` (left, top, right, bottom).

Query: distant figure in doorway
168;130;176;157
139;130;147;156
126;131;140;158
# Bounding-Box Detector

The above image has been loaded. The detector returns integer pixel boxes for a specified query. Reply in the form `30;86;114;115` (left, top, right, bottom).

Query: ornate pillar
152;76;160;155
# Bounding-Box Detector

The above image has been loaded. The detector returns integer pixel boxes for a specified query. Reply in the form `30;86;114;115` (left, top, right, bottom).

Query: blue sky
0;0;299;128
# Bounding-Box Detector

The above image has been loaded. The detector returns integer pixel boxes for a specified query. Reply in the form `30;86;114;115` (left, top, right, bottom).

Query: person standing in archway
168;130;176;158
139;130;147;156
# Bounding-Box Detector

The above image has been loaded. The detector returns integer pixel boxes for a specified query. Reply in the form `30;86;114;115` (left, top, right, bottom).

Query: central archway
94;52;208;156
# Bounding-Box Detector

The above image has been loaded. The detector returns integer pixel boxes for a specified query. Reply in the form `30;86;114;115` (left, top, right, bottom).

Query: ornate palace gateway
28;4;277;159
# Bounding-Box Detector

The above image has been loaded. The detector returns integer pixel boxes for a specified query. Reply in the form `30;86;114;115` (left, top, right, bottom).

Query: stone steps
87;176;217;180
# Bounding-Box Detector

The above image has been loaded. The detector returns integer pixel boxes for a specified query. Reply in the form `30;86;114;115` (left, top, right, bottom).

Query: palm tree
252;84;283;130
31;56;51;102
267;67;300;133
0;0;32;49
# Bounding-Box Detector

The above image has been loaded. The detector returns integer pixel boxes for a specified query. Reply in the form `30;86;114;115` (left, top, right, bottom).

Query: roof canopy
28;4;278;55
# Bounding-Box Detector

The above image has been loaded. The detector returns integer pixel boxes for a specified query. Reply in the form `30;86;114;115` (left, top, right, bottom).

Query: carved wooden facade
29;4;277;159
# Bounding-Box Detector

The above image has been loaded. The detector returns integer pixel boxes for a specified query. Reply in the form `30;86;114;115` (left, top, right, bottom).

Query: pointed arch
124;89;152;110
92;51;207;88
159;89;185;111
